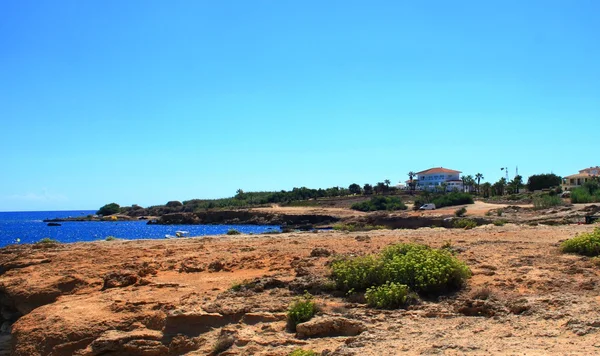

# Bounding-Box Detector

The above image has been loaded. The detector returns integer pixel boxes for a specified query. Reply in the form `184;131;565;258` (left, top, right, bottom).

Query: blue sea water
0;210;280;248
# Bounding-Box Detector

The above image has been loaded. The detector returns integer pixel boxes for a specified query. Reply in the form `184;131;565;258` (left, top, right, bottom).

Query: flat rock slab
296;316;366;338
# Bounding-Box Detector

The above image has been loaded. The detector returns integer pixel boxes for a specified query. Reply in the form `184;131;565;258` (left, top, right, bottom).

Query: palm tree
408;172;416;195
461;176;468;193
466;175;475;193
475;173;484;194
481;182;492;198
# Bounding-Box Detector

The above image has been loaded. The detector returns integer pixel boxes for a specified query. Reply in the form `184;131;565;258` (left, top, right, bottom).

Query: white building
410;167;463;192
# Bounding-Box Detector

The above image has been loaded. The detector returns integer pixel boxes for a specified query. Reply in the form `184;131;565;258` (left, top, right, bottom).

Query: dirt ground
1;221;600;355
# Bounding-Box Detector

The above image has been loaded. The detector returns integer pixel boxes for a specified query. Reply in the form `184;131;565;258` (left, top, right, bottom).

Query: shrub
571;184;600;204
351;196;407;212
331;243;471;295
455;207;467;217
287;292;318;331
97;203;120;216
497;209;504;216
493;220;507;226
453;219;477;229
331;255;382;291
532;195;563;210
414;192;474;209
37;237;59;244
332;223;385;232
365;282;413;309
105;236;117;241
226;229;241;235
289;350;318;356
379;244;471;294
561;227;600;257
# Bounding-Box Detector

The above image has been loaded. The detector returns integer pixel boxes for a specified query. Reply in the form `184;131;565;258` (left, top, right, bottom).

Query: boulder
296;316;366;338
102;271;138;290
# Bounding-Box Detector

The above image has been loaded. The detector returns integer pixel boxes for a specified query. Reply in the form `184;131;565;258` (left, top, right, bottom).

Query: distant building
562;166;600;191
410;167;463;192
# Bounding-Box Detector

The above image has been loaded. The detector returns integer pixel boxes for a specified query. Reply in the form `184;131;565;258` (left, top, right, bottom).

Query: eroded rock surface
0;224;600;355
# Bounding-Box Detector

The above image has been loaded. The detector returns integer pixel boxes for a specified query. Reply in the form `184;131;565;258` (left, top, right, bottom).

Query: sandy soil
1;222;600;355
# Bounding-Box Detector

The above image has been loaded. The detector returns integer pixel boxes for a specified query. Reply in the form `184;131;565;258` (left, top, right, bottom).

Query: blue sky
1;0;599;211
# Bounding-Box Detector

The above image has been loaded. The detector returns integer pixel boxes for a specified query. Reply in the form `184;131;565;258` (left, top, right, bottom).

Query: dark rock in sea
47;223;61;227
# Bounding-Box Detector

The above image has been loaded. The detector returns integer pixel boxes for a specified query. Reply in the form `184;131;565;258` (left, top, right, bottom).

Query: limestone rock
296;316;366;338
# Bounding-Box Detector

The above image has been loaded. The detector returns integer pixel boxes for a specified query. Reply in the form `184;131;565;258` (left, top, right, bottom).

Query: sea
0;210;280;248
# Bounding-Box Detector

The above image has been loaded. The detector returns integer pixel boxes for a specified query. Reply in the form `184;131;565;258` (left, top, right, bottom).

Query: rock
168;335;201;354
164;310;241;336
212;329;237;355
310;248;332;257
208;261;226;272
296;316;366;338
179;259;206;273
89;329;166;355
455;298;508;317
102;271;138;290
241;312;286;325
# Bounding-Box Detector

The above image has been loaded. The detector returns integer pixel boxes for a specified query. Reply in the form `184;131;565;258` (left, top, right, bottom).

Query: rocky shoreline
1;223;600;355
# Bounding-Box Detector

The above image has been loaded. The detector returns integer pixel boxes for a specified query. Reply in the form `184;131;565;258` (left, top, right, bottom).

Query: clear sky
1;0;599;211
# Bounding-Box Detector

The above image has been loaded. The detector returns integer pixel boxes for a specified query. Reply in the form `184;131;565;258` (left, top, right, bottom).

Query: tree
481;182;492;198
408;171;417;194
461;176;468;193
465;175;475;193
475;173;484;194
384;179;391;188
375;182;387;195
363;183;374;195
165;200;183;208
527;174;562;191
509;175;524;194
97;203;120;216
235;189;245;200
493;178;507;196
348;183;362;195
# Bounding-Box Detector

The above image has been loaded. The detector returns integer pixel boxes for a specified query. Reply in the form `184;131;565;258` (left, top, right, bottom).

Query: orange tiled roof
564;173;594;179
416;167;461;175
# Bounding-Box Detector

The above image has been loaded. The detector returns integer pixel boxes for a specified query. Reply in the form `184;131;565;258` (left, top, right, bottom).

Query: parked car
419;203;436;210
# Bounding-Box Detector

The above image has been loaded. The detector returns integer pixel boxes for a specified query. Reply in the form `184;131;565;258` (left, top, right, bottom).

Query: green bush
289;350;319;356
561;228;600;257
37;237;59;244
332;223;385;232
493;219;507;226
331;255;382;291
331;243;471;295
351;196;407;212
532;195;563;210
365;282;413;309
287;292;318;330
97;203;121;216
226;229;241;235
570;184;600;204
455;207;467;217
414;192;474;209
105;236;117;241
453;219;477;229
